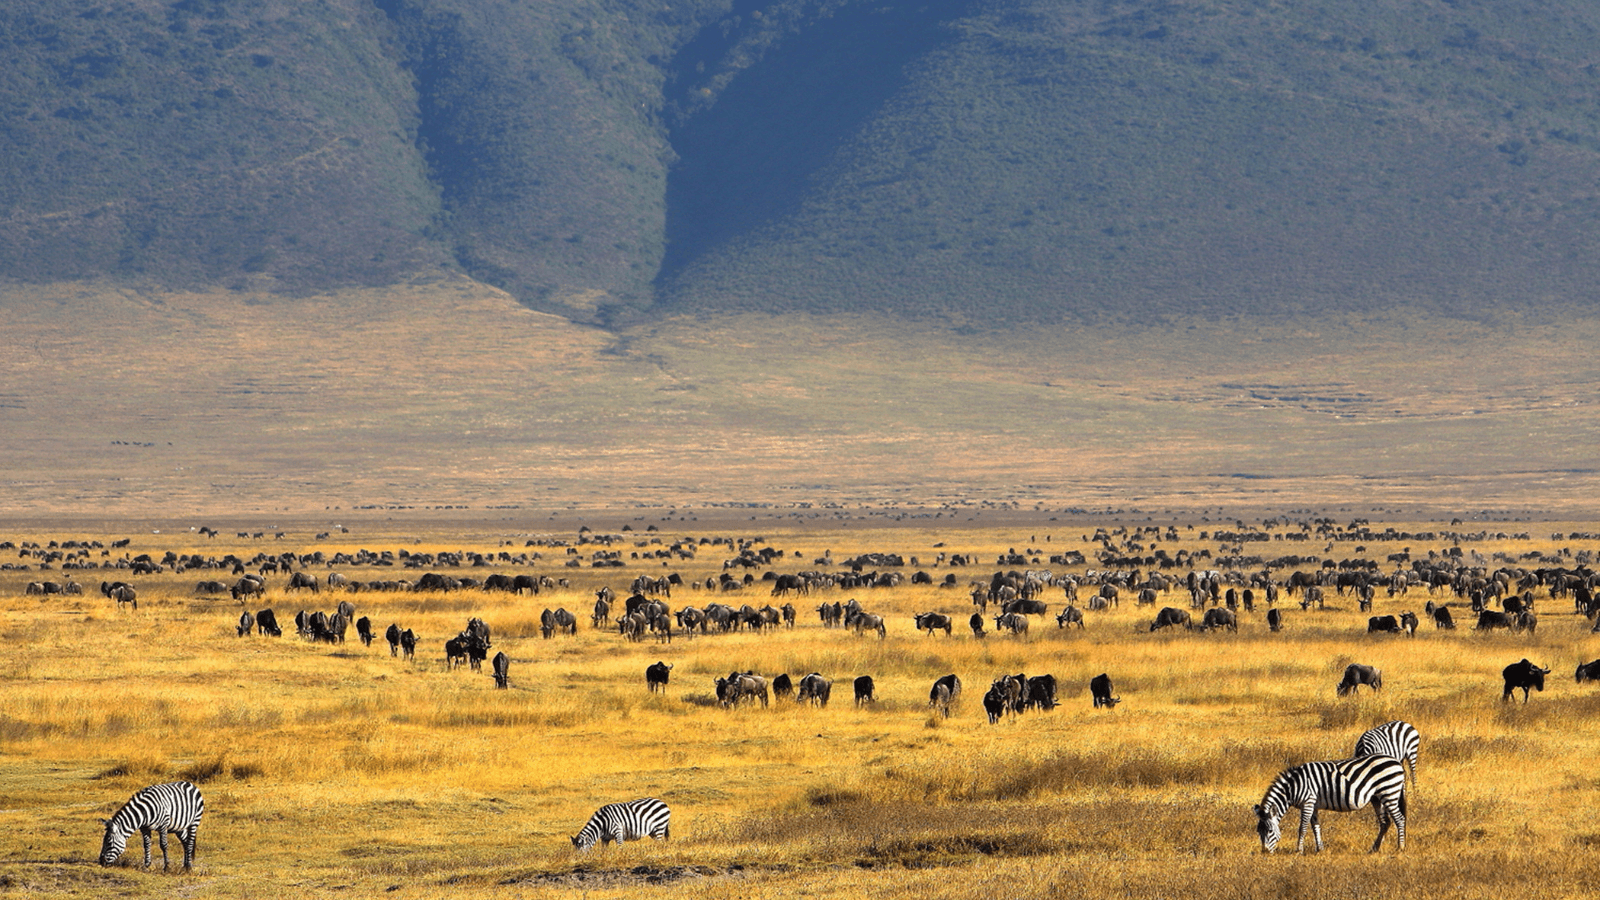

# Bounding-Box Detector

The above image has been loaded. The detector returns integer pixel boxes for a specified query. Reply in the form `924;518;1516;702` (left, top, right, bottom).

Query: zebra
1253;755;1407;854
1354;720;1421;786
99;781;205;870
570;798;671;851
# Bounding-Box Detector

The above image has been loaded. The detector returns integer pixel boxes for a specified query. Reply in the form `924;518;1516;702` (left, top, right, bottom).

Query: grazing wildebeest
771;673;793;699
1367;615;1402;634
994;612;1029;636
231;576;265;602
256;608;281;637
1476;610;1513;631
1090;672;1120;708
1514;611;1537;634
797;672;832;707
1200;608;1237;632
1336;664;1382;697
853;675;876;706
929;674;961;716
1055;605;1084;629
1002;598;1048;617
335;600;355;623
1150;607;1192;632
1431;606;1454;629
355;616;373;646
969;612;986;638
385;623;402;656
1024;674;1057;711
717;672;769;708
399;628;416;660
1398;611;1418;638
287;571;319;594
491;651;510;688
101;581;137;610
236;611;254;637
914;612;953;636
1502;658;1551;702
1266;608;1283;632
1576;659;1600;684
645;661;672;693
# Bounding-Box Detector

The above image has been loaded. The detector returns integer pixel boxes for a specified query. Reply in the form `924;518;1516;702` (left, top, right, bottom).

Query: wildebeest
1024;674;1057;711
969;612;986;638
1514;611;1537;635
849;612;887;639
385;623;402;656
445;636;469;669
717;672;770;708
1002;598;1048;617
1266;608;1283;632
399;628;416;660
1431;606;1455;629
797;672;832;707
982;684;1009;724
236;611;254;637
100;581;137;610
1055;605;1084;629
913;612;953;636
854;675;876;706
491;651;510;689
929;674;961;716
1502;658;1551;702
1476;610;1513;631
1575;659;1600;684
1090;672;1120;708
1367;615;1402;634
1398;611;1418;637
354;616;373;646
1150;607;1192;632
541;607;578;639
1200;608;1237;632
1336;663;1382;697
646;661;672;693
771;673;793;699
256;608;281;637
230;575;265;601
287;571;319;593
994;612;1029;636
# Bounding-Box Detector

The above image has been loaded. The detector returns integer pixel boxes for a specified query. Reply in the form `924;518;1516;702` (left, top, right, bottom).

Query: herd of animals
10;519;1600;872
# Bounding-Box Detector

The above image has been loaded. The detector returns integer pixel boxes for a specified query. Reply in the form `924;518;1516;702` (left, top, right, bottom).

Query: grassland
1;516;1599;899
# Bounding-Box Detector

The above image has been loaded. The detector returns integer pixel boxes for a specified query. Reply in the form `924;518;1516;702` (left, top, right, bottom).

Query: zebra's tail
1399;785;1409;819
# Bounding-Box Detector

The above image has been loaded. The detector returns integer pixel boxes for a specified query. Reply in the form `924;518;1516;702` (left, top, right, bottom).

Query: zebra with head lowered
571;798;670;851
1253;755;1407;854
1355;720;1421;786
99;781;205;870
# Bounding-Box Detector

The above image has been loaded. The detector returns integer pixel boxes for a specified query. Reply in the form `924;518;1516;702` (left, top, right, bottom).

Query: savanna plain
2;514;1598;900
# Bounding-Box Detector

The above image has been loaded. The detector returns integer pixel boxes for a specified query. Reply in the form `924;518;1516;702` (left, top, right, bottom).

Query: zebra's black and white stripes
99;781;205;870
1354;720;1421;785
570;798;671;851
1253;755;1407;853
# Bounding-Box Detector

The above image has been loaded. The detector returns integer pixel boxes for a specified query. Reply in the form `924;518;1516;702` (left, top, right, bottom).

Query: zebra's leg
158;829;170;870
183;827;197;870
1296;804;1315;852
1370;804;1392;852
141;827;154;868
1309;809;1325;852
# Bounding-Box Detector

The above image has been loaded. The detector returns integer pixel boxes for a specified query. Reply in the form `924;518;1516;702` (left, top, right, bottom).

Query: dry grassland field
2;513;1600;900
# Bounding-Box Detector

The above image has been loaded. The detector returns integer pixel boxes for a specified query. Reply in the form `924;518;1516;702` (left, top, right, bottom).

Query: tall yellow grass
0;520;1598;898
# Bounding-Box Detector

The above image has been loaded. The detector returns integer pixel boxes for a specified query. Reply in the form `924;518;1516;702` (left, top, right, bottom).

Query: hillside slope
2;1;1599;323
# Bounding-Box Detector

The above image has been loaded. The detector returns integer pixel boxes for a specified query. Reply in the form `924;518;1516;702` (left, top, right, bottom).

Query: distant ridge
3;0;1599;323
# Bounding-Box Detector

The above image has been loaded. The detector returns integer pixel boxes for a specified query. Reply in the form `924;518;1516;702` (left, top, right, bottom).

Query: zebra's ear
1251;804;1263;817
98;818;110;827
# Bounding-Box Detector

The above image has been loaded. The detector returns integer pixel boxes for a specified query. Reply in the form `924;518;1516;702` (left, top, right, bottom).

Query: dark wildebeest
914;612;953;636
969;612;986;638
385;623;402;656
1150;607;1192;632
491;651;510;688
1090;672;1120;708
930;674;961;717
287;571;319;594
236;611;254;637
771;673;793;700
355;616;373;647
1367;615;1402;634
1002;598;1048;617
1502;658;1551;702
445;636;469;669
1336;663;1382;697
1431;606;1455;629
1398;611;1418;637
854;675;876;706
399;628;416;660
1024;674;1058;711
982;684;1009;724
1576;660;1600;684
646;661;672;693
592;596;611;628
797;672;832;707
1200;608;1237;632
1055;605;1084;629
1476;610;1513;631
1266;608;1283;632
230;576;265;602
256;608;281;637
325;613;348;644
336;600;355;623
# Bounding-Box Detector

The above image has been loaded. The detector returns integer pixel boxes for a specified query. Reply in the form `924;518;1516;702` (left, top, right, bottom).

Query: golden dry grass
1;518;1599;899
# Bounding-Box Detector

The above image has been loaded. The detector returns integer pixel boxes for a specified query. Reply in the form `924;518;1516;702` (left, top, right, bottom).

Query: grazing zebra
99;781;205;870
1253;755;1407;854
571;798;671;851
1354;720;1421;785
